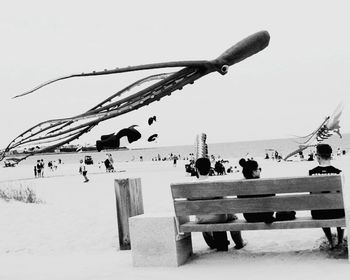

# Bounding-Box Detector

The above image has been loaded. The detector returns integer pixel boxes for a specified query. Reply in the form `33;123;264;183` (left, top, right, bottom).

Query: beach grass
0;184;43;203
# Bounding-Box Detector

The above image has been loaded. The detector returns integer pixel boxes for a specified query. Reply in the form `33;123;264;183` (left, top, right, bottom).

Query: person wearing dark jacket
238;158;275;223
309;144;344;249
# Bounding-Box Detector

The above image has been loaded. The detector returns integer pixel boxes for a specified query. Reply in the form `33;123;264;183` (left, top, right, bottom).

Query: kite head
213;30;270;75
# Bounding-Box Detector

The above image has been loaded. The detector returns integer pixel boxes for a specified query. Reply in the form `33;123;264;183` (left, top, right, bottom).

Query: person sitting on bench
195;157;246;251
309;143;345;249
238;158;275;223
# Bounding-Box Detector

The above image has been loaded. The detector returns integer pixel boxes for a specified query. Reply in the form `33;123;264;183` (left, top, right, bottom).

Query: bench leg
129;213;192;266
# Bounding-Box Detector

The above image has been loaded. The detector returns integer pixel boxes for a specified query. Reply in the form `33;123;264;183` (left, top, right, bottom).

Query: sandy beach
1;155;349;280
2;0;350;278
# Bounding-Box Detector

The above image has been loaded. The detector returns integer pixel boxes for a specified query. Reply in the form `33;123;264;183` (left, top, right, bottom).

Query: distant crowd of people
264;150;282;161
34;158;62;178
151;153;181;163
185;154;239;177
264;147;347;162
80;153;116;183
103;153;115;172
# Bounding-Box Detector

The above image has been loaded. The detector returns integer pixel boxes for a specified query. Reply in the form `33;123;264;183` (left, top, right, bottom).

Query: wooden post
114;178;144;250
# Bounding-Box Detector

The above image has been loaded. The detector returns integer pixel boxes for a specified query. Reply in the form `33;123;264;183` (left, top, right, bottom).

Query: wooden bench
129;175;349;266
171;175;349;260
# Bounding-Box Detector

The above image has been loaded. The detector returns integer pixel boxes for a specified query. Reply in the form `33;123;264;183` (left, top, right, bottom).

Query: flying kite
147;133;158;142
0;30;270;162
284;103;344;160
148;116;157;126
96;125;142;151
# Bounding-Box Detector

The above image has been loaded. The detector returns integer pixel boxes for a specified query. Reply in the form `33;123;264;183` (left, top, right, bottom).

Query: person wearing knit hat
309;143;345;249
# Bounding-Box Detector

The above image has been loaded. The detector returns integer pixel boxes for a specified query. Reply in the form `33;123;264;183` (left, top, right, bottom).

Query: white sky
1;0;349;149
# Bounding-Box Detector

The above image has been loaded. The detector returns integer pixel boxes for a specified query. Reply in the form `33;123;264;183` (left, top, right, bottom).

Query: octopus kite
0;30;270;162
284;103;344;160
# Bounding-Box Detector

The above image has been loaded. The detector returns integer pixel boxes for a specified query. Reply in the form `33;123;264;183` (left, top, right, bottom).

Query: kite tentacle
12;125;90;149
42;73;175;135
87;72;174;111
294;117;330;145
283;144;316;161
13;30;270;99
5;67;203;155
13;61;208;99
4;120;66;152
3;73;175;154
27;130;88;147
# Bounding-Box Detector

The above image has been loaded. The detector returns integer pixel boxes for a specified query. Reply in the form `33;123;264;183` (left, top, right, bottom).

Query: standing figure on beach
104;155;111;172
80;159;89;183
309;144;345;249
108;153;115;172
238;158;275;223
40;159;45;177
36;160;42;178
173;155;178;167
195;157;245;251
34;165;37;178
48;161;53;171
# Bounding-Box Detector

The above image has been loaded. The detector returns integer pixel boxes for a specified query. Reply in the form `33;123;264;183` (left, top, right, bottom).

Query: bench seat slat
171;175;342;199
179;217;346;232
174;193;344;216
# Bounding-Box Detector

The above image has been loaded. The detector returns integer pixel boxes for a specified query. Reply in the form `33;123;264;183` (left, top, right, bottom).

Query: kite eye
220;65;229;75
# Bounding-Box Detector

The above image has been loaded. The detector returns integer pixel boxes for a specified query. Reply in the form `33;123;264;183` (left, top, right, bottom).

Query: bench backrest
171;175;344;217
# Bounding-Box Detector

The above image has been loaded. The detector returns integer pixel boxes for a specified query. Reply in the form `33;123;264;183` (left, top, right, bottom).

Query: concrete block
129;213;192;267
